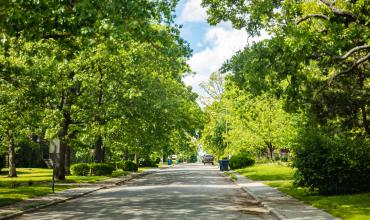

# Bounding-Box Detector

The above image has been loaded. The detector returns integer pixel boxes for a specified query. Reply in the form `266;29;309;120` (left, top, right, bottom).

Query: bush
281;156;288;162
189;155;197;163
229;154;255;169
293;129;370;195
71;163;90;176
138;158;158;167
108;162;117;171
89;163;114;176
117;161;138;172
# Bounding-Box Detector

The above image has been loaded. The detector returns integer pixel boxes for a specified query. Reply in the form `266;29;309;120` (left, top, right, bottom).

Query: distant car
202;154;214;165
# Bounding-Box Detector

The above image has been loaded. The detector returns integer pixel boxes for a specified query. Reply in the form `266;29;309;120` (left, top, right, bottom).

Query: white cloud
177;1;269;99
183;22;249;91
179;0;207;22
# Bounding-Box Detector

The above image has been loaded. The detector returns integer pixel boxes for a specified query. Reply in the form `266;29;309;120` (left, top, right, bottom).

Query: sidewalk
229;171;339;220
0;169;157;220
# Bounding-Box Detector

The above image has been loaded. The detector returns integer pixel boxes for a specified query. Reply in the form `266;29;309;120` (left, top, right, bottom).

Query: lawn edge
0;170;157;220
220;170;286;220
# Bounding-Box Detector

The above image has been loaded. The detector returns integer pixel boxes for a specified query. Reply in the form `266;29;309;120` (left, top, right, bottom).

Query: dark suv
202;154;214;165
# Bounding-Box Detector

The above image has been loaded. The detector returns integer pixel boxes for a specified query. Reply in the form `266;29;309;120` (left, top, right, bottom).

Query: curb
0;170;155;220
237;181;286;220
221;171;286;220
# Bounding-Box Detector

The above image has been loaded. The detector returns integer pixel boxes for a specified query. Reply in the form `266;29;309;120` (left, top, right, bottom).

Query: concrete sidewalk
229;171;339;220
0;169;157;220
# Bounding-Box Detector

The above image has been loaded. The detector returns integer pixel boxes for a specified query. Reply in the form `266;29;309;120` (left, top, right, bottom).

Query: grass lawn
0;185;73;207
237;163;294;181
0;168;131;207
236;163;370;220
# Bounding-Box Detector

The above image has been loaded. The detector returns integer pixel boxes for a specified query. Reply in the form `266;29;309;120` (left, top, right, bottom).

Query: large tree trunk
56;140;66;180
266;141;274;160
65;145;71;175
93;135;104;163
56;109;71;180
124;147;129;161
8;142;17;177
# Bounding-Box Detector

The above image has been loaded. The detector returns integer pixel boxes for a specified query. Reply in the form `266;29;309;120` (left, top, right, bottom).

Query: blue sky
174;0;251;98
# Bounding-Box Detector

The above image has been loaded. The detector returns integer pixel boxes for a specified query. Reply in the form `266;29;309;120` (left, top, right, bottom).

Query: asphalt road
16;164;275;220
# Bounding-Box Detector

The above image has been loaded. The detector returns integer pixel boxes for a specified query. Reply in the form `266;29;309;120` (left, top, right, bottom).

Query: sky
174;0;251;98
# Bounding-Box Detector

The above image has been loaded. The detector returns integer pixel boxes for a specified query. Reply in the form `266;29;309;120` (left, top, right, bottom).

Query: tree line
200;0;370;194
0;1;203;180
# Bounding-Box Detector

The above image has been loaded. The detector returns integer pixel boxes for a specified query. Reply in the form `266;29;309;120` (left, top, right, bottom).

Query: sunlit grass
237;163;370;220
0;185;73;207
236;163;295;181
0;167;131;207
266;181;370;220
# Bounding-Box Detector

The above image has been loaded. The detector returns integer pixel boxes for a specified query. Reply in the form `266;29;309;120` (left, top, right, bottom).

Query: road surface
16;164;275;219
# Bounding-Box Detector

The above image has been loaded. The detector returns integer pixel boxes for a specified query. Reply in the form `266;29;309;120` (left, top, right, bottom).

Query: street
16;164;275;219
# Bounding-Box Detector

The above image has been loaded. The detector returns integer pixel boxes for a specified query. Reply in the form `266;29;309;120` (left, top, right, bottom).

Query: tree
200;0;370;193
1;0;202;180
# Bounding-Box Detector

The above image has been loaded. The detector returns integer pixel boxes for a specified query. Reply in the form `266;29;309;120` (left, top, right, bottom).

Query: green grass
236;163;295;181
0;168;131;207
0;185;73;207
224;172;238;181
236;163;370;220
266;181;370;220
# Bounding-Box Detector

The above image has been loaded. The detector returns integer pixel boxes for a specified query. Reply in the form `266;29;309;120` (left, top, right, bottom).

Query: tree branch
319;0;356;19
334;45;370;60
341;52;370;74
296;14;329;24
327;52;370;84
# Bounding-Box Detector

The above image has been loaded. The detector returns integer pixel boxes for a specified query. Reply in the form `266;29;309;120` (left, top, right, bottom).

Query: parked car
202;154;214;165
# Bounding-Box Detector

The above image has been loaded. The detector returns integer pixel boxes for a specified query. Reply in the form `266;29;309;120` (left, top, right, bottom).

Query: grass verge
236;163;370;220
224;171;238;181
0;168;131;207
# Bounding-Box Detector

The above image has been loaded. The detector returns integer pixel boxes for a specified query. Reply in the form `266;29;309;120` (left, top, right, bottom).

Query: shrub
108;162;117;171
281;156;288;162
293;129;370;195
138;158;158;167
71;163;90;176
229;154;255;169
117;161;138;172
89;163;114;176
189;155;197;163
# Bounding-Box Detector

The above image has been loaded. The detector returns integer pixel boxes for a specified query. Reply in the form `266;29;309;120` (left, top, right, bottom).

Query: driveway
16;164;275;219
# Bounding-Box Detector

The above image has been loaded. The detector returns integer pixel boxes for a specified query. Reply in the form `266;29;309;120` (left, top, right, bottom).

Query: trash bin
167;159;173;165
219;159;229;171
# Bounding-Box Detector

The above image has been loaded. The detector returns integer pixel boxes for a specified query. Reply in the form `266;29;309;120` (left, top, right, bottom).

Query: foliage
89;163;114;176
201;76;302;160
138;158;158;168
0;0;203;179
70;163;90;176
293;128;370;195
201;0;370;194
229;153;255;170
116;161;138;172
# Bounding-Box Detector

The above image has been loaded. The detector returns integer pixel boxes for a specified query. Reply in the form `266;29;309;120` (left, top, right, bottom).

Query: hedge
117;161;138;172
89;163;114;176
138;158;158;167
71;163;114;176
71;163;90;176
229;154;255;169
293;129;370;194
